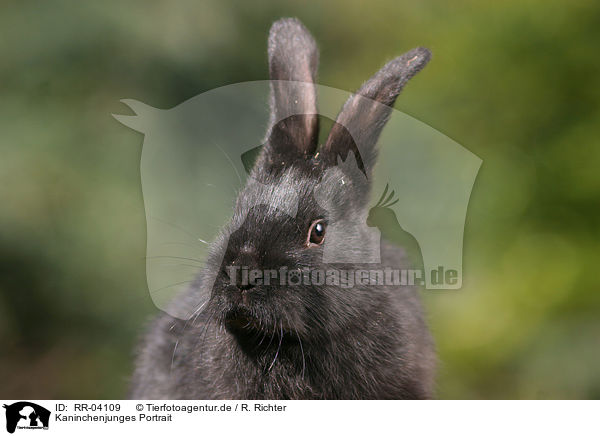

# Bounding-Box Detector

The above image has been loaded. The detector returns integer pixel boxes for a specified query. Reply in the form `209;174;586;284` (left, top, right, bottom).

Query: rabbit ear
321;47;431;175
264;18;320;160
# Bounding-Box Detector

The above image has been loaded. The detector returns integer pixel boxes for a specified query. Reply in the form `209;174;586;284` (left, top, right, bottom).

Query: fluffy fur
130;17;435;400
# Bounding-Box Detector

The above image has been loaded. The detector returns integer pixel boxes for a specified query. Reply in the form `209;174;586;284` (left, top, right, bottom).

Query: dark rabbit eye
307;219;326;246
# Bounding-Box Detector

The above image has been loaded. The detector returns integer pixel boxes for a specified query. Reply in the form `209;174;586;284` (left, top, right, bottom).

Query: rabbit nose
226;246;260;291
238;282;255;292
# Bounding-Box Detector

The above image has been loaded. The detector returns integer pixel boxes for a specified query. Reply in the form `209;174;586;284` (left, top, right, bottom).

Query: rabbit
129;17;436;400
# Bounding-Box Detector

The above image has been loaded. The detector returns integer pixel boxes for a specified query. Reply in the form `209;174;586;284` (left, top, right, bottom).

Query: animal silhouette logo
113;80;482;317
3;402;50;434
367;184;424;271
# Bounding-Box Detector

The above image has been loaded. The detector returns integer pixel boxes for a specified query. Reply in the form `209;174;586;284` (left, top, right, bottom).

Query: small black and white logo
3;402;50;434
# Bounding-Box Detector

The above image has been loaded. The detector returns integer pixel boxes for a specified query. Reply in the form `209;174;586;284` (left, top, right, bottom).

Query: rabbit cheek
223;284;243;305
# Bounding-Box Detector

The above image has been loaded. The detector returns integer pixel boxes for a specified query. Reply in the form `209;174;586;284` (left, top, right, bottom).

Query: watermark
226;266;459;288
115;84;480;318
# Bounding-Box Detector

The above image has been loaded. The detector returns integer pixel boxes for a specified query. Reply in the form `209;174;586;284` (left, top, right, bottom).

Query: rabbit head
205;18;431;345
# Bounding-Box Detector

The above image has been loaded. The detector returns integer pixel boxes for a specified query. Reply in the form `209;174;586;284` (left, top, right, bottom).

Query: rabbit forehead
233;167;316;224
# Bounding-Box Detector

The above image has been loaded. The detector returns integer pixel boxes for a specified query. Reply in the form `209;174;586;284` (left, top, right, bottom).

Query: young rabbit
130;17;435;400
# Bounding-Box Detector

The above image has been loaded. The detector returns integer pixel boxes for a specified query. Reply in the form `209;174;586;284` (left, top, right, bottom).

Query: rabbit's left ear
321;47;431;176
260;18;320;169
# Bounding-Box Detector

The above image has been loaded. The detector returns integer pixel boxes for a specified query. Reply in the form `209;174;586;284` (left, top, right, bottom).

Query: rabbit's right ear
320;47;431;176
259;18;320;171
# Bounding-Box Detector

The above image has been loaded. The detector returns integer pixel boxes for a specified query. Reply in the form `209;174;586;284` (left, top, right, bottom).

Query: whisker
214;141;242;186
159;241;206;253
149;279;196;295
295;326;306;381
286;312;306;381
145;255;204;264
268;321;284;372
170;339;179;372
148;215;203;243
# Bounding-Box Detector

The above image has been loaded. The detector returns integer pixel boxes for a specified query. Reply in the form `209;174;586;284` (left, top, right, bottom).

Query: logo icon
3;402;50;434
114;81;481;318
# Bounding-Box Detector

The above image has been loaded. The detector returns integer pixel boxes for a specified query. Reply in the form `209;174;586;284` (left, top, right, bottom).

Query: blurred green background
1;0;599;399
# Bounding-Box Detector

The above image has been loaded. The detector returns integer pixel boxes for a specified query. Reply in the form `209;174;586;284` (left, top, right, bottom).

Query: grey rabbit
130;17;435;399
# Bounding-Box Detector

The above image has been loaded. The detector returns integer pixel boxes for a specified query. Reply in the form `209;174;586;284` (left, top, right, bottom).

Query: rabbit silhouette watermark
114;81;481;318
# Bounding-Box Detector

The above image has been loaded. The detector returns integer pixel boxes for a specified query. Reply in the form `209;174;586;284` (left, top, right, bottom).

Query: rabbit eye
307;219;326;246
